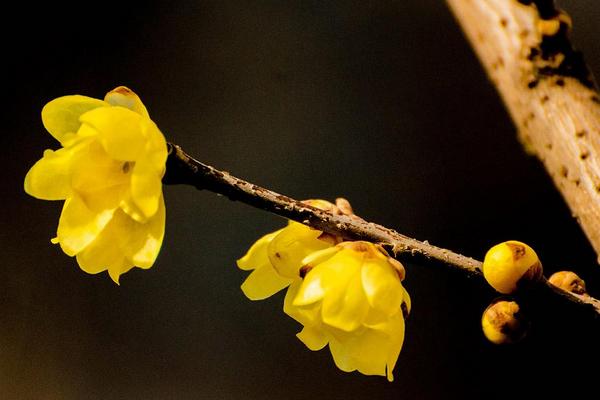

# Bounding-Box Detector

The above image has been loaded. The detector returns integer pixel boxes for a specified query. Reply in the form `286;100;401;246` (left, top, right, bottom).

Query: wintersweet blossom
284;241;410;381
237;199;342;300
24;87;167;283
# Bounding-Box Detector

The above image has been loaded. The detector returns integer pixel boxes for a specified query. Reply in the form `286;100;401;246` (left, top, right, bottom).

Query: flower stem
163;143;600;319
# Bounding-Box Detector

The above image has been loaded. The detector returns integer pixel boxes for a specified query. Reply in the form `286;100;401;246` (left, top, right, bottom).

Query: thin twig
163;143;600;319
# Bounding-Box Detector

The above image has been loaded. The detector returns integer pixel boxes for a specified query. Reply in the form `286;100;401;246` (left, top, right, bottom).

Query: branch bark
163;143;600;320
446;0;600;262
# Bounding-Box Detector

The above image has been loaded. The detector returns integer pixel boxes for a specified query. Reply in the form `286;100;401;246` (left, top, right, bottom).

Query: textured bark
446;0;600;262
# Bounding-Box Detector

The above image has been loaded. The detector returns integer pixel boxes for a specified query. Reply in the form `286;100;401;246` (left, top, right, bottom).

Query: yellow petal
293;267;328;306
361;258;403;316
78;184;128;213
328;338;356;373
300;246;340;268
284;280;320;326
237;229;283;271
108;259;135;285
120;193;147;223
79;106;146;161
345;328;390;379
55;195;115;256
123;195;166;268
268;222;331;279
241;265;292;300
68;141;128;192
384;314;405;382
297;326;328;351
142;120;168;171
41;95;107;146
24;148;73;200
75;219;127;275
129;160;163;219
321;268;369;332
104;86;150;118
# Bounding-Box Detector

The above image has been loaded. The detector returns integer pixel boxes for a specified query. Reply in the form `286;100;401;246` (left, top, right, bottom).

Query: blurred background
3;0;600;399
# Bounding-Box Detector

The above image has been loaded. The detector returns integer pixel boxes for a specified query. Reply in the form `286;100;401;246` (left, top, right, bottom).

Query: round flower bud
482;241;543;294
548;271;587;295
481;299;529;345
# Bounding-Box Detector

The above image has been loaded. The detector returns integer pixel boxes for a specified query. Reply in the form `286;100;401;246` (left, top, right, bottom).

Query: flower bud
548;271;586;295
481;299;529;345
483;241;543;294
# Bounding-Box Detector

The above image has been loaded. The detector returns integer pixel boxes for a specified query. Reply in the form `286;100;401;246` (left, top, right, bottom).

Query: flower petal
268;222;330;279
297;326;328;351
361;258;403;316
56;195;115;256
75;220;127;275
124;195;166;268
345;328;390;379
108;259;135;285
241;265;292;300
293;267;328;306
129;160;163;219
79;106;146;161
284;280;320;326
24;148;73;200
321;267;369;332
41;95;107;145
237;229;283;271
328;338;355;373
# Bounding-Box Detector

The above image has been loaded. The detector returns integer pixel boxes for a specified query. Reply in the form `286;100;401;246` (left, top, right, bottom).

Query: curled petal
56;195;115;256
108;259;135;285
237;230;283;271
80;106;146;161
361;259;403;316
42;95;107;146
124;195;166;268
284;280;320;326
241;265;292;300
297;326;328;351
268;222;330;279
24;148;73;200
321;269;369;332
130;160;163;219
328;338;355;373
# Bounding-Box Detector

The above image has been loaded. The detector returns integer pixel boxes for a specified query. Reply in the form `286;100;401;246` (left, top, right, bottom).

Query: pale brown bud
548;271;586;295
481;299;529;345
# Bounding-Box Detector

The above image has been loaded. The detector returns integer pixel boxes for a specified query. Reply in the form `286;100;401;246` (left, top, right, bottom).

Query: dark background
3;1;600;399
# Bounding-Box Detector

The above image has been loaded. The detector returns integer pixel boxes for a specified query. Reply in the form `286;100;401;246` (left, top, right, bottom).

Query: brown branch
163;143;600;320
446;0;600;262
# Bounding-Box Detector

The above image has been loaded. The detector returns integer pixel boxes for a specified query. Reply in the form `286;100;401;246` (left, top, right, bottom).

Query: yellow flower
284;241;410;382
237;199;341;300
24;86;167;284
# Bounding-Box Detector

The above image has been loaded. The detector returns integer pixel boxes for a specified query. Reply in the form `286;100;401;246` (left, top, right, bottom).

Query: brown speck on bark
541;95;549;103
500;18;508;27
556;78;565;87
545;143;553;150
560;165;569;178
527;80;539;89
580;151;589;160
576;130;587;138
591;95;600;104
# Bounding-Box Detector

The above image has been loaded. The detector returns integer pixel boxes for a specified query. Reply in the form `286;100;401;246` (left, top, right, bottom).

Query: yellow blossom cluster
237;200;410;381
24;87;167;283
